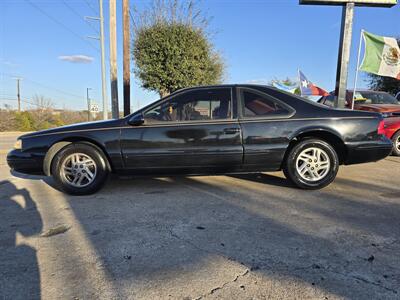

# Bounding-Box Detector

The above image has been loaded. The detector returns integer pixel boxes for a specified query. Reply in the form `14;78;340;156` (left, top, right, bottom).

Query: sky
0;0;399;112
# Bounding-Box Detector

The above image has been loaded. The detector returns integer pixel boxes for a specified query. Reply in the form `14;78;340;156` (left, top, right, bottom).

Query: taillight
377;120;385;135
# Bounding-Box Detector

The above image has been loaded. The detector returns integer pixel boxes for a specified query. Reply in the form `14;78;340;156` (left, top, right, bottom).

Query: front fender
43;141;71;176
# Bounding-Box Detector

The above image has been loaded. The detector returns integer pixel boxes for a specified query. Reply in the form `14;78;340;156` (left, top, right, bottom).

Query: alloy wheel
61;153;97;187
295;147;331;182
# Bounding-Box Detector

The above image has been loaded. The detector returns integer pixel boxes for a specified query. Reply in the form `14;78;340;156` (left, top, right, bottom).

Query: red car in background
383;117;400;156
319;90;400;156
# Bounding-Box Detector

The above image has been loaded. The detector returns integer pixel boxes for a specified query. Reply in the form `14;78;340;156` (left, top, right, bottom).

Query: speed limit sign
90;103;99;113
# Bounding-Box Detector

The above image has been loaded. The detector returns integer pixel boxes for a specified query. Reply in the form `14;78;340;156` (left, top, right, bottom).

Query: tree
30;95;54;130
366;38;400;95
133;0;224;98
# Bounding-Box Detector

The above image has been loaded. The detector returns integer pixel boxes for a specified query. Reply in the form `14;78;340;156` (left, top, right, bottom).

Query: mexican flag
360;31;400;80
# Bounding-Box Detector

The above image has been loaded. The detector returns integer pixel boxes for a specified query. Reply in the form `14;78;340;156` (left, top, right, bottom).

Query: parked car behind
8;85;393;195
318;90;400;116
319;90;400;156
383;117;400;156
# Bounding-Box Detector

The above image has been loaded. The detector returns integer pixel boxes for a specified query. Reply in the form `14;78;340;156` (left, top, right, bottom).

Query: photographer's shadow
0;180;43;299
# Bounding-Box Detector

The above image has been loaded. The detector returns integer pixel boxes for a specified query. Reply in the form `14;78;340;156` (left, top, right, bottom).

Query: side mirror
128;114;145;126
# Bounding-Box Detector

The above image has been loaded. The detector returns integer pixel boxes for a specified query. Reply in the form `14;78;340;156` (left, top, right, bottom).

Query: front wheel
283;139;339;190
51;143;109;195
391;131;400;156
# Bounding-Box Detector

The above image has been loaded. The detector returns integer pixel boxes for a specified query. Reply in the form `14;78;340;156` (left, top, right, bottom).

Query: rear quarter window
241;89;293;118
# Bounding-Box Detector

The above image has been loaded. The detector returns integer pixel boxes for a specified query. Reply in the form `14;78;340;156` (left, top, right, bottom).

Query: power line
25;0;100;53
129;9;135;40
83;0;98;15
1;73;83;100
0;97;58;109
62;0;99;34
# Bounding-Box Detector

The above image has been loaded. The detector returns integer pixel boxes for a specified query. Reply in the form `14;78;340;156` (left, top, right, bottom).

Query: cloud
58;55;94;64
0;59;20;68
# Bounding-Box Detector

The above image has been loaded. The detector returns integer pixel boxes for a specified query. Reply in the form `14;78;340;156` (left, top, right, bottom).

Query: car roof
170;84;286;96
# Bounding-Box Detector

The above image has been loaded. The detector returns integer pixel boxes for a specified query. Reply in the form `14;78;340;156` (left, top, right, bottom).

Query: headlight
14;140;22;150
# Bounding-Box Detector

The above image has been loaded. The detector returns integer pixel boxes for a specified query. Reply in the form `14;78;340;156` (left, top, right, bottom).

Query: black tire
391;131;400;156
51;143;109;195
283;138;339;190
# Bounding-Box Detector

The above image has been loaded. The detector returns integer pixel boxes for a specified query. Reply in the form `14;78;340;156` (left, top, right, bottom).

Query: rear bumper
345;137;393;165
7;149;45;175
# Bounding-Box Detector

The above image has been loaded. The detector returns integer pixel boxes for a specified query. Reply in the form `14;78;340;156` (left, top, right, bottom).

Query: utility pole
334;3;354;109
87;87;92;121
109;0;119;119
123;0;131;116
99;0;108;120
13;77;22;112
85;0;108;120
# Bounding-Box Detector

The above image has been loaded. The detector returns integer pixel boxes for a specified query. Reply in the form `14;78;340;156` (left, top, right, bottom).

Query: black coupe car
7;85;392;195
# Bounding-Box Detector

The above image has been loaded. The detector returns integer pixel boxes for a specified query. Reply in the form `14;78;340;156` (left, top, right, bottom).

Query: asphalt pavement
1;132;400;299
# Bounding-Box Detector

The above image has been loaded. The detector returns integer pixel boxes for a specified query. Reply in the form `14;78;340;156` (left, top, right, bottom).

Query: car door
120;87;243;172
238;87;295;170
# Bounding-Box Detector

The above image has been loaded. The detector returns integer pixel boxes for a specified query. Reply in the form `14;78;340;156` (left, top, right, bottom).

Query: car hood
355;104;400;113
20;119;125;139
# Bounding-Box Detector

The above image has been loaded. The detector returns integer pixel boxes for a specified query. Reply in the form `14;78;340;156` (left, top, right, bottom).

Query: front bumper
7;149;45;175
345;137;393;165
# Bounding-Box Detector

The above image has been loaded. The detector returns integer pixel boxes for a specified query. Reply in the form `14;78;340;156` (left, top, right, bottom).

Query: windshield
354;91;399;105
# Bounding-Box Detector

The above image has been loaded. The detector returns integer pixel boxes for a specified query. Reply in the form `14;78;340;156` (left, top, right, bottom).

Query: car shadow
0;180;43;299
60;174;400;299
228;172;294;188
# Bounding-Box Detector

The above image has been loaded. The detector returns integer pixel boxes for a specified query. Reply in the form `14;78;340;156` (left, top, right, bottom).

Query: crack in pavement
167;227;398;296
326;269;398;295
194;269;250;300
167;227;251;300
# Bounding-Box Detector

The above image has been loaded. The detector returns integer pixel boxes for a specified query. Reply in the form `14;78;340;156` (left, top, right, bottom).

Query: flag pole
352;29;364;110
298;68;302;96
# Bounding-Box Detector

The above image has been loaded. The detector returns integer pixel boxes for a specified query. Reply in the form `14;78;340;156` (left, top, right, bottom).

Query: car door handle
223;128;240;134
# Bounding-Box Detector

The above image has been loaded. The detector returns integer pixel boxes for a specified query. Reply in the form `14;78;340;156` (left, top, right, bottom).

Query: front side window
241;89;291;117
144;88;232;123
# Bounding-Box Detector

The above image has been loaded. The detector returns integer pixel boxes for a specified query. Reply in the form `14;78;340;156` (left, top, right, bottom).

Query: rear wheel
283;139;339;189
391;131;400;156
51;143;109;195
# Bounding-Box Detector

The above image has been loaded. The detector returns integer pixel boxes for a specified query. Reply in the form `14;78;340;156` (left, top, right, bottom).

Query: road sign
300;0;397;7
90;103;99;113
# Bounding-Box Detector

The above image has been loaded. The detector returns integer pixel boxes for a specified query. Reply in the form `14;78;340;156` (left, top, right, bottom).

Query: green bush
14;112;33;131
0;109;91;132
